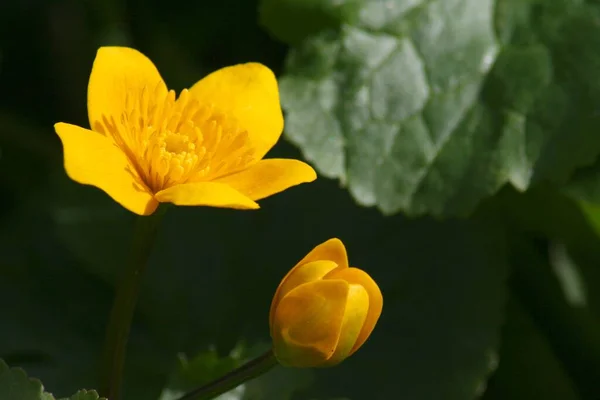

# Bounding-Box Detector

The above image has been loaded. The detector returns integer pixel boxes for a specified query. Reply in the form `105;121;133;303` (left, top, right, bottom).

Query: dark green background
1;0;600;399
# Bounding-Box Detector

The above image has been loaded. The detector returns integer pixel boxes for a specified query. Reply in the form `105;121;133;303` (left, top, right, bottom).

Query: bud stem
175;349;279;400
100;205;168;400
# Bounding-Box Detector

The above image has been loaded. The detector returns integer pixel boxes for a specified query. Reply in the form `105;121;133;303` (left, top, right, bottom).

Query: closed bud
269;238;383;367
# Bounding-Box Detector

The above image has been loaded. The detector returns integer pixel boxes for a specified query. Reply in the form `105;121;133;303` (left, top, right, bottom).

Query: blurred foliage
1;0;600;400
0;359;104;400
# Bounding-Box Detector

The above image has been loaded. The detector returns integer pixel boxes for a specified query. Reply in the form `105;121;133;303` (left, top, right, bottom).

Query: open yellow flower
270;238;383;368
54;47;316;215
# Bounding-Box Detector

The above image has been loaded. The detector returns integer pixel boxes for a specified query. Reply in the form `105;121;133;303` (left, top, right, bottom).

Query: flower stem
176;349;279;400
100;205;168;400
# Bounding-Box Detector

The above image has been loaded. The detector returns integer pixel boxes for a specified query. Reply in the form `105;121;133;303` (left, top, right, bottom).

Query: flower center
165;132;194;154
94;83;255;192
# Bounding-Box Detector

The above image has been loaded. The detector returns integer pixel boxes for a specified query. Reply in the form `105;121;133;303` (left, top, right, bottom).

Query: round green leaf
270;0;600;217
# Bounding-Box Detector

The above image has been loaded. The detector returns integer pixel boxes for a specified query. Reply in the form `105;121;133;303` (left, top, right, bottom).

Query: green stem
100;205;168;400
176;349;279;400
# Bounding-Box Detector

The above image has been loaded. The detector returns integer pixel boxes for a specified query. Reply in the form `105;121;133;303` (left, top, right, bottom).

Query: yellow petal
188;63;283;159
87;46;167;131
324;283;369;366
325;267;383;355
155;182;259;209
54;122;158;216
269;239;348;329
271;279;349;367
269;260;338;328
214;159;316;201
297;238;349;270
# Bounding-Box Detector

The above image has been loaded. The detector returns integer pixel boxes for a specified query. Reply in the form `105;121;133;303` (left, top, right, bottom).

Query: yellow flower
269;238;383;367
54;47;316;215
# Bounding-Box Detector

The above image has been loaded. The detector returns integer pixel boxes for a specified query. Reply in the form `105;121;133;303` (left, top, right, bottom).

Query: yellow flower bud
269;238;383;368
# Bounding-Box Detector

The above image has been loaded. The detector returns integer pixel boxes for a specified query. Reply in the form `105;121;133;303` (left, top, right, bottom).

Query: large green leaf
264;0;600;217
